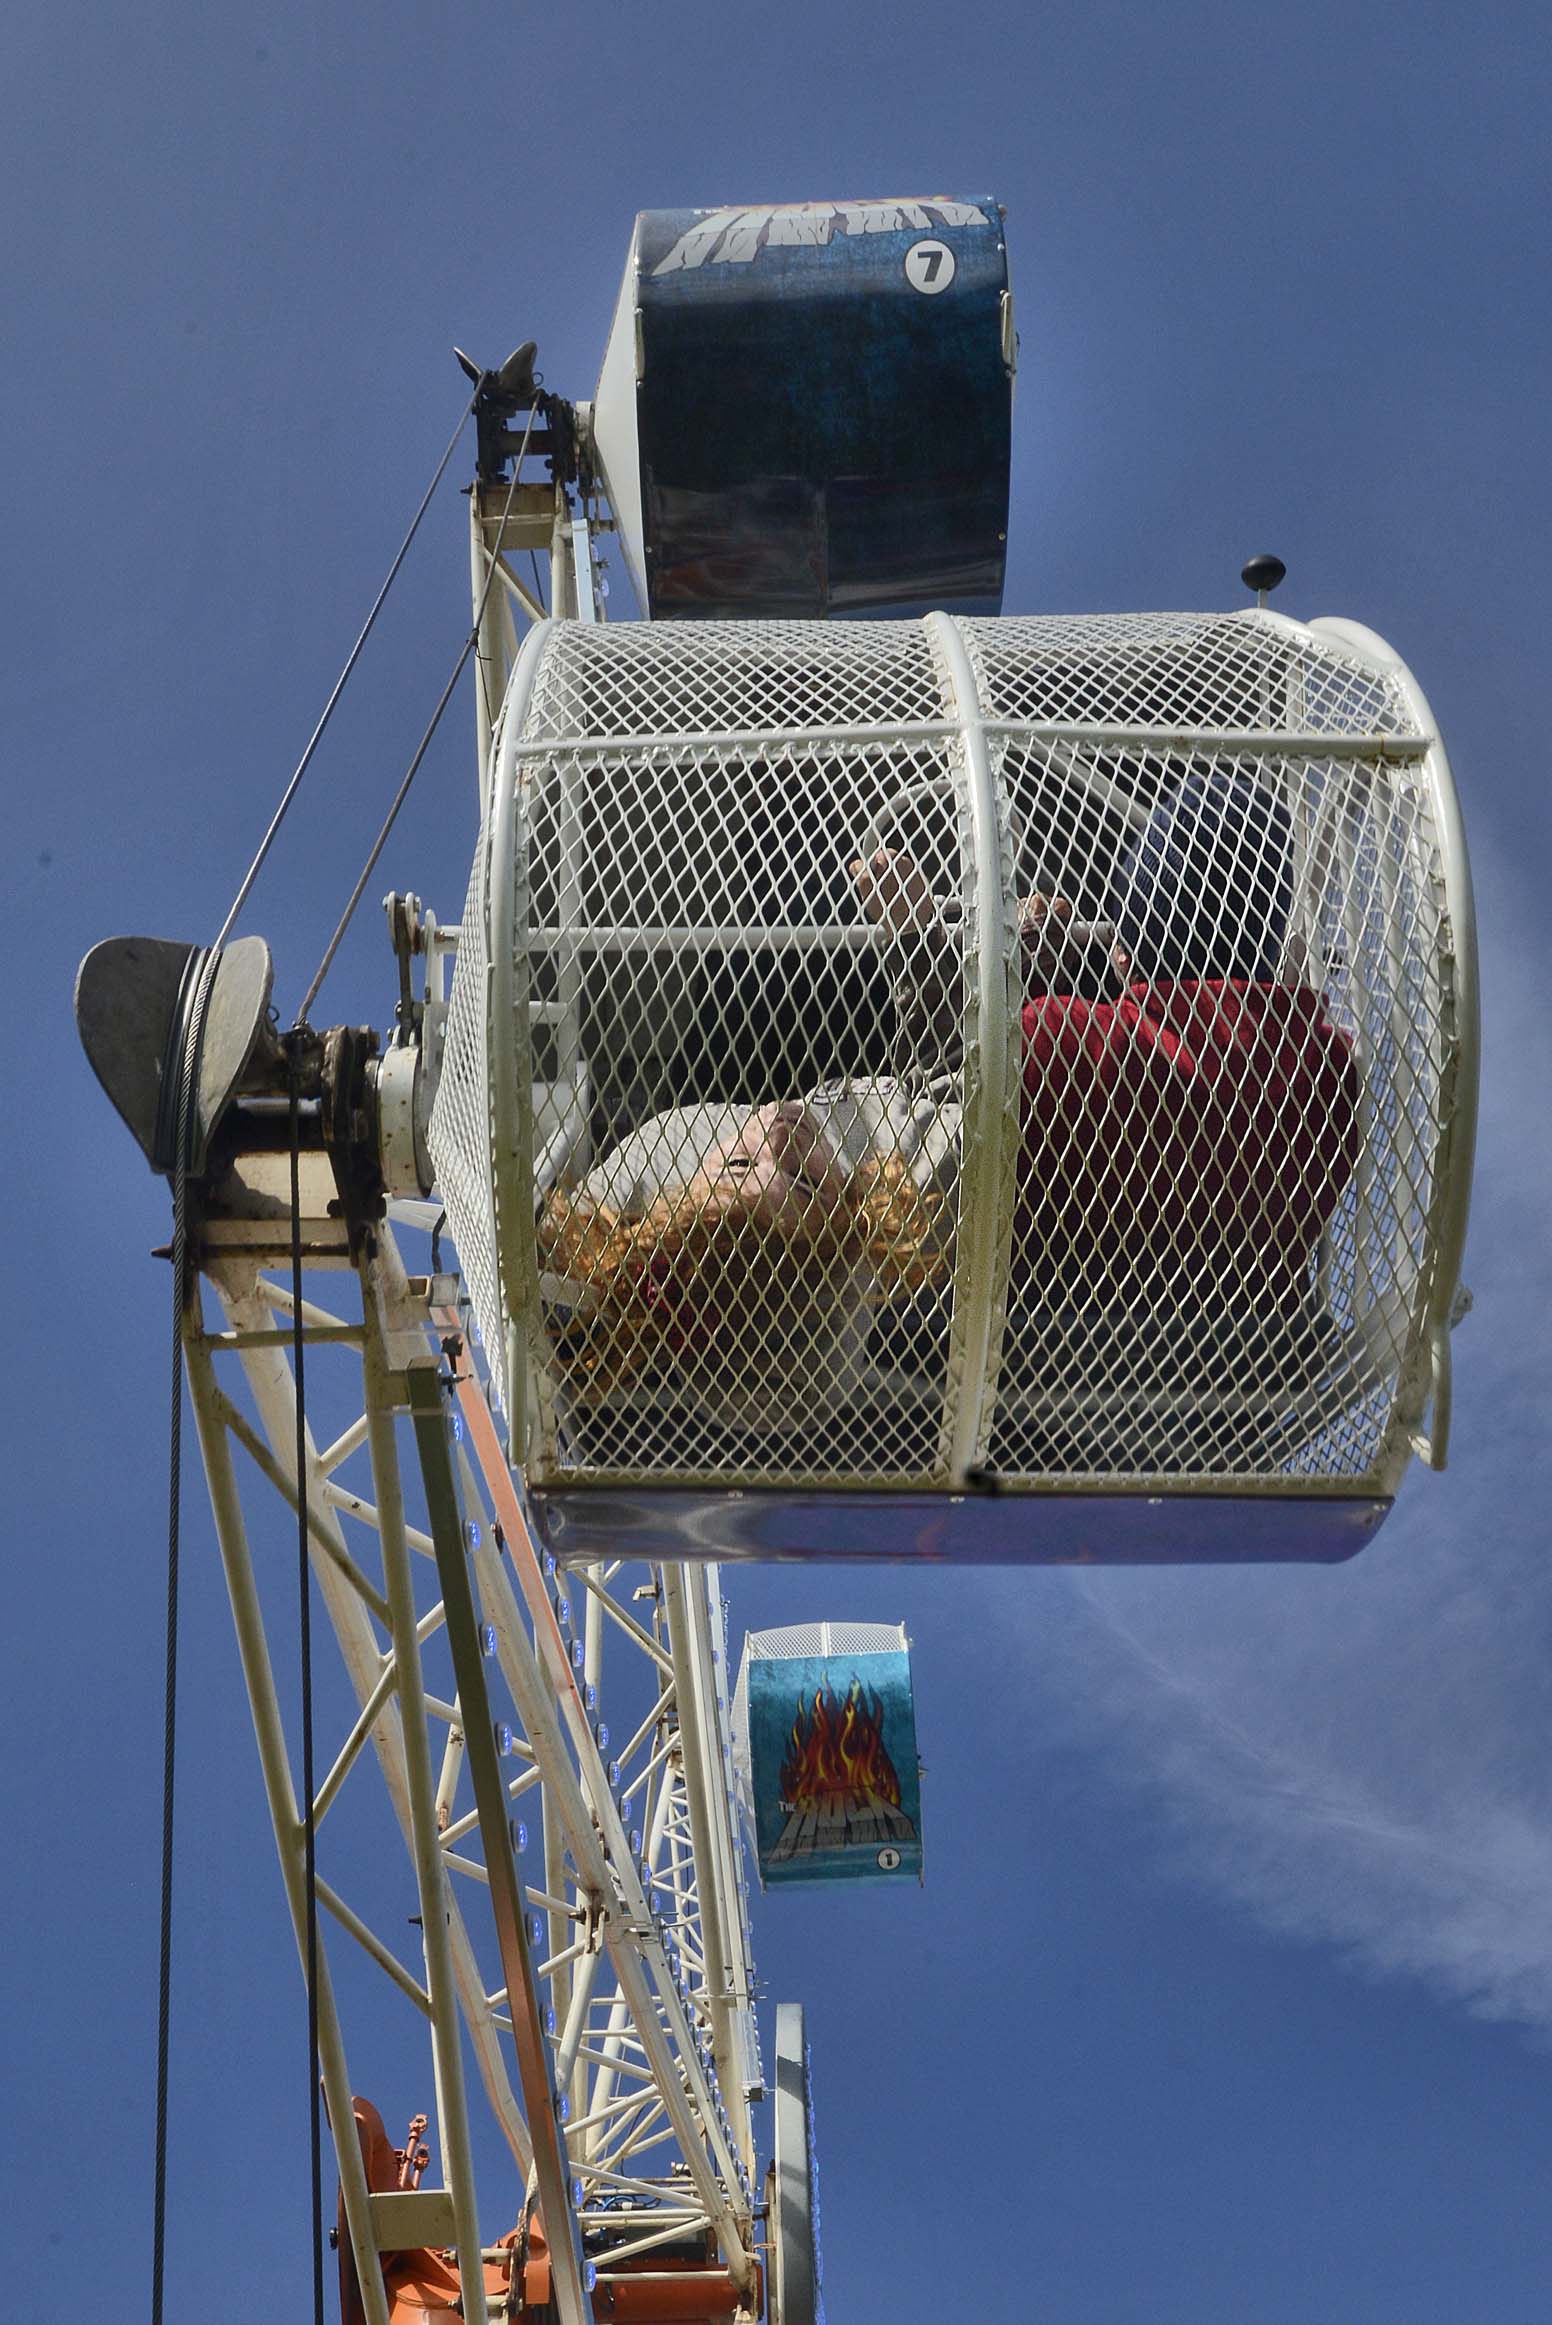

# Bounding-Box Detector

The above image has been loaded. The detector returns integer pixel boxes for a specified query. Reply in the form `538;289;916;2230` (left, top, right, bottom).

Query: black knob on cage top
1241;554;1287;600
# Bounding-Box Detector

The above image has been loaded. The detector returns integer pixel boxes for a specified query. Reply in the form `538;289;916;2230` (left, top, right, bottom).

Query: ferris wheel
76;196;1477;2325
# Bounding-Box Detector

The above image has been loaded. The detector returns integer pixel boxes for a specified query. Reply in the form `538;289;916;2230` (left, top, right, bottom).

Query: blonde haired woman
538;1087;954;1433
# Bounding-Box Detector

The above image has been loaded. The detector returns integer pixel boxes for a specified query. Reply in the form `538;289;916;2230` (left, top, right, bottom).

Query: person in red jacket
854;764;1360;1322
1016;972;1359;1322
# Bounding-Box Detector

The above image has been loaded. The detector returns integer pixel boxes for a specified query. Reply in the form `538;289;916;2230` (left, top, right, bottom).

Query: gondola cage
732;1624;923;1890
427;605;1476;1567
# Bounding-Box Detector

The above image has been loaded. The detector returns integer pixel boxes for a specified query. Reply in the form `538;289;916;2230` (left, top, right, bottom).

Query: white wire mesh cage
428;609;1476;1522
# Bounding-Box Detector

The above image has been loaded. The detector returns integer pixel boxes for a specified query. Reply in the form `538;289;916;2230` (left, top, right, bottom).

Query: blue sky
9;2;1552;2318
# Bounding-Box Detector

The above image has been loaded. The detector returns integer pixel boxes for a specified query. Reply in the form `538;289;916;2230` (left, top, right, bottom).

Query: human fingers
857;849;935;930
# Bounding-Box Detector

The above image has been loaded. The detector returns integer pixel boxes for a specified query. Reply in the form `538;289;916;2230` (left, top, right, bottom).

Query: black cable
211;389;477;958
150;1151;188;2325
294;631;482;1023
296;413;535;1022
288;1048;326;2325
151;938;221;2325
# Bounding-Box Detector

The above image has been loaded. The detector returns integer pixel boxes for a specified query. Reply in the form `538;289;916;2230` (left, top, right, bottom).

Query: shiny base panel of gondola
531;1488;1391;1566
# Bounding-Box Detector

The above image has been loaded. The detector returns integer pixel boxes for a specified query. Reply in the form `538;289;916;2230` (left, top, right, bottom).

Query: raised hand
850;849;939;933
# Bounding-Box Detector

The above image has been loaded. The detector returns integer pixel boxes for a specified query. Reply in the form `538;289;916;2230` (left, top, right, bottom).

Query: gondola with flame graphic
736;1623;923;1888
772;1679;917;1865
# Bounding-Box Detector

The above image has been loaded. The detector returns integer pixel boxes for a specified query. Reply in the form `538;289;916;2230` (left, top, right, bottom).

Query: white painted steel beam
357;1321;490;2325
206;1263;533;2174
407;1359;591;2325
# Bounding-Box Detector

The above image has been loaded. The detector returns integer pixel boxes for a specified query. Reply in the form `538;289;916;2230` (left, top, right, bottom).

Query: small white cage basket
428;609;1476;1549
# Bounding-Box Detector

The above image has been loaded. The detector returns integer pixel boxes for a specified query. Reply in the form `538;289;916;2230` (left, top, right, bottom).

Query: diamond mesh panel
428;795;506;1410
964;611;1422;738
526;728;965;1485
745;1623;907;1658
428;612;1466;1504
989;738;1450;1486
524;618;946;742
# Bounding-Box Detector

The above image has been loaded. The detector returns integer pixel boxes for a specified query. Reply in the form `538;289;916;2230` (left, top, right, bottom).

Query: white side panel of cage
428;796;508;1413
980;614;1416;1489
934;707;1019;1487
489;635;562;1458
1313;617;1480;1473
514;637;971;1491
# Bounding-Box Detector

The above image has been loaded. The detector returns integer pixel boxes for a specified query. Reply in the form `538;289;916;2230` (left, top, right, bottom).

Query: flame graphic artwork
779;1679;903;1812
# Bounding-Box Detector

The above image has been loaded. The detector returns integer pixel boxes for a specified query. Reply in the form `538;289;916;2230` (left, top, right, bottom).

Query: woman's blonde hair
537;1153;948;1405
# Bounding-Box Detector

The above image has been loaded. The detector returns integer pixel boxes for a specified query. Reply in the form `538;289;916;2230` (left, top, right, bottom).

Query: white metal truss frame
470;472;613;826
182;1208;762;2321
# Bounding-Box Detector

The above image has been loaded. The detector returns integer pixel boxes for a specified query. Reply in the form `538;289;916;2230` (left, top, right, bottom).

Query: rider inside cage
536;766;1360;1435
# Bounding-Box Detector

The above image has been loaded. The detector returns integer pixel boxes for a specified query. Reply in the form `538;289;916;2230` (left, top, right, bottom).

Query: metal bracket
367;2188;458;2250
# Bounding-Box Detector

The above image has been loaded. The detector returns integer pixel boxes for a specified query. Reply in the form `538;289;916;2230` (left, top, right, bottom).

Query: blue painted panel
533;1489;1390;1566
631;197;1011;620
748;1648;922;1889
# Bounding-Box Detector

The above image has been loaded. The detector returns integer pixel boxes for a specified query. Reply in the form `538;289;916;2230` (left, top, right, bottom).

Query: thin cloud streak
1018;837;1552;2031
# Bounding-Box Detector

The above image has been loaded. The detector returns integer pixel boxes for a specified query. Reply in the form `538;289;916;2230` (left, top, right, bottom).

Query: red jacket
1018;980;1359;1310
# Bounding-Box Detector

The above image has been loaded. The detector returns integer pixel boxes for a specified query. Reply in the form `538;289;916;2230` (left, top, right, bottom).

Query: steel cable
150;1148;187;2325
150;383;478;2324
288;1046;326;2325
295;406;537;1023
211;390;478;957
151;943;218;2325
